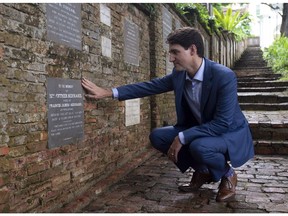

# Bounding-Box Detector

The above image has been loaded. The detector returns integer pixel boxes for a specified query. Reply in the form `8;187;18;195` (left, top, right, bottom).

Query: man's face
168;44;192;72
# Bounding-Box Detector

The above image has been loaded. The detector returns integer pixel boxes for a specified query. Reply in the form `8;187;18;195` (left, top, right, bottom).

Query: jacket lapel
201;58;213;114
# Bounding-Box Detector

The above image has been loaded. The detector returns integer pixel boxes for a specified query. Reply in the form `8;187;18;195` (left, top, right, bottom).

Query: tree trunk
280;3;288;37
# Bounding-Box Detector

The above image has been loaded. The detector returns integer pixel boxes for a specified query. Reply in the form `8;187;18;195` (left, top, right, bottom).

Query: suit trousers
149;126;230;182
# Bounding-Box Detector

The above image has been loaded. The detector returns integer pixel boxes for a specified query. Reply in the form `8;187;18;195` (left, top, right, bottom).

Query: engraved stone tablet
166;54;174;74
47;78;84;149
124;19;139;66
125;98;140;126
46;3;82;50
101;36;112;58
162;6;172;50
100;4;111;26
175;19;181;29
204;38;209;58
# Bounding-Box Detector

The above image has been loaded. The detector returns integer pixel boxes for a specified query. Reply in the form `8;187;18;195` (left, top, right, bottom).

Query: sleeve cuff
112;88;119;99
178;132;185;145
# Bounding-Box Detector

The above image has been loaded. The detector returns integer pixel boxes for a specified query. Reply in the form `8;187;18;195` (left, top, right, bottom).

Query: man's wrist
178;132;185;145
112;88;119;99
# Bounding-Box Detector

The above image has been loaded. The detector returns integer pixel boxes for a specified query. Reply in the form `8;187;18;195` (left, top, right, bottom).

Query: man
81;27;254;202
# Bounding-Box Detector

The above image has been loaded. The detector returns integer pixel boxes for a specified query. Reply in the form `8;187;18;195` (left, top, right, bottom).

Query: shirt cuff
112;88;118;99
178;132;185;145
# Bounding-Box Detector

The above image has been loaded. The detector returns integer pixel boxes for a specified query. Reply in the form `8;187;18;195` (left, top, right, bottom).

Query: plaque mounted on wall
46;3;82;50
162;6;172;50
125;98;140;126
124;19;139;66
47;78;84;149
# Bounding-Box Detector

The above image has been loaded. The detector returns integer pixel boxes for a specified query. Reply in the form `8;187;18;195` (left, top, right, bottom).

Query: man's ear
189;44;197;55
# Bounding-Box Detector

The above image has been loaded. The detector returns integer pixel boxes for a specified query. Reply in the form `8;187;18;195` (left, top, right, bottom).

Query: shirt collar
186;58;205;82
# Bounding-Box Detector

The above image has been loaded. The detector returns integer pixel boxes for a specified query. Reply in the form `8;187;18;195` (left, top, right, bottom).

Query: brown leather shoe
178;171;213;192
216;171;237;202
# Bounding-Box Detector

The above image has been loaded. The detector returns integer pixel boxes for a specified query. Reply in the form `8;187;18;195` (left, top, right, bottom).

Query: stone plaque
175;19;181;29
124;19;139;66
101;36;112;58
205;38;209;58
100;4;111;26
166;54;174;74
125;98;140;126
47;78;84;149
46;3;82;50
162;6;172;50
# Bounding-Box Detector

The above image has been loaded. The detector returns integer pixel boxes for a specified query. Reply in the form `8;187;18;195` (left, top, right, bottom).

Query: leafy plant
213;7;251;40
263;36;288;80
175;3;213;33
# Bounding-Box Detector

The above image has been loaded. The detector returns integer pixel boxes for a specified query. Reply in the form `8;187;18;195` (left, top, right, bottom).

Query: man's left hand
167;136;182;163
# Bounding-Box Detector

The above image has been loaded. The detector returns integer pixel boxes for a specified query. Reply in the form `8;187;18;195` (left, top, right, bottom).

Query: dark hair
166;27;204;58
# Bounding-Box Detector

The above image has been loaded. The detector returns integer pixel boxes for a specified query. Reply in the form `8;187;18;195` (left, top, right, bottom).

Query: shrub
263;36;288;80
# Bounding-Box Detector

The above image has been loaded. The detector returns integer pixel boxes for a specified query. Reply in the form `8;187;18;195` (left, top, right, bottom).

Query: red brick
0;187;10;204
0;174;8;187
27;161;50;175
0;47;3;60
0;147;9;156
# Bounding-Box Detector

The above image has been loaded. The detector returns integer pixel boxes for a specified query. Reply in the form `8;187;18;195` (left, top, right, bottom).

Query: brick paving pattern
81;151;288;213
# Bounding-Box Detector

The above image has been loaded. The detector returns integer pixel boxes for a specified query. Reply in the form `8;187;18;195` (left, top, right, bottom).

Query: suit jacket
116;58;254;168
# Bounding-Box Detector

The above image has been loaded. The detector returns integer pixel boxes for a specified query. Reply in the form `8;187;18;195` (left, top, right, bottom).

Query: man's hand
167;136;183;163
81;78;113;99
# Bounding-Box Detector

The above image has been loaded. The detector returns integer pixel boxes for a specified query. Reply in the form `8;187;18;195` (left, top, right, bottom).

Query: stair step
238;81;288;87
233;66;272;71
240;103;288;110
238;92;288;103
245;110;288;154
234;62;268;68
249;122;288;140
237;74;281;81
253;140;288;155
234;69;275;78
238;87;287;92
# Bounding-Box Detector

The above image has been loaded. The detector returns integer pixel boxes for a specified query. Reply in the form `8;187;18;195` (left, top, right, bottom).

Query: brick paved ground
81;151;288;213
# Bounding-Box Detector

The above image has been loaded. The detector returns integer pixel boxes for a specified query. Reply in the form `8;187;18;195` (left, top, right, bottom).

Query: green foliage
213;7;251;41
175;3;251;40
263;36;288;80
175;3;213;33
143;3;156;15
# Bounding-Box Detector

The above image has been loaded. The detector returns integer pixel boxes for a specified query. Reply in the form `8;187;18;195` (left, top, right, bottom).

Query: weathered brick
0;46;3;60
8;145;26;157
29;182;51;195
27;161;50;175
51;173;71;190
0;146;9;156
0;186;10;204
0;157;10;172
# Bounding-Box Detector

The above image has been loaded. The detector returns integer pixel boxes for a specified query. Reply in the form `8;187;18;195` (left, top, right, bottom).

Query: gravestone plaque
124;19;139;66
125;98;140;126
205;38;209;58
166;54;174;74
47;78;84;149
46;3;82;50
100;4;111;26
101;36;112;58
162;6;172;50
175;19;181;29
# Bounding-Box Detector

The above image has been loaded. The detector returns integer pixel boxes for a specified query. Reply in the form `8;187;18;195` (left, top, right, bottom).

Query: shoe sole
216;193;236;202
178;186;199;192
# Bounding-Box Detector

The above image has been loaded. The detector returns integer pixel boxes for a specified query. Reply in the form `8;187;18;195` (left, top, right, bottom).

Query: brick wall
0;3;246;212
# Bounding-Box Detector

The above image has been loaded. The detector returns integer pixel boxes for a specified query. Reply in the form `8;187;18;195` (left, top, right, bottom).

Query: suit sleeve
116;74;174;101
182;71;238;144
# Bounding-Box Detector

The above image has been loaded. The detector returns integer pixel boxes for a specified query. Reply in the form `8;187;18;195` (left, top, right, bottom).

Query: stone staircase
233;46;288;155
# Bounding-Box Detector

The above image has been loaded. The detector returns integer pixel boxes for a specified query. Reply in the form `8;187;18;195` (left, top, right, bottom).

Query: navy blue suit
116;58;254;181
